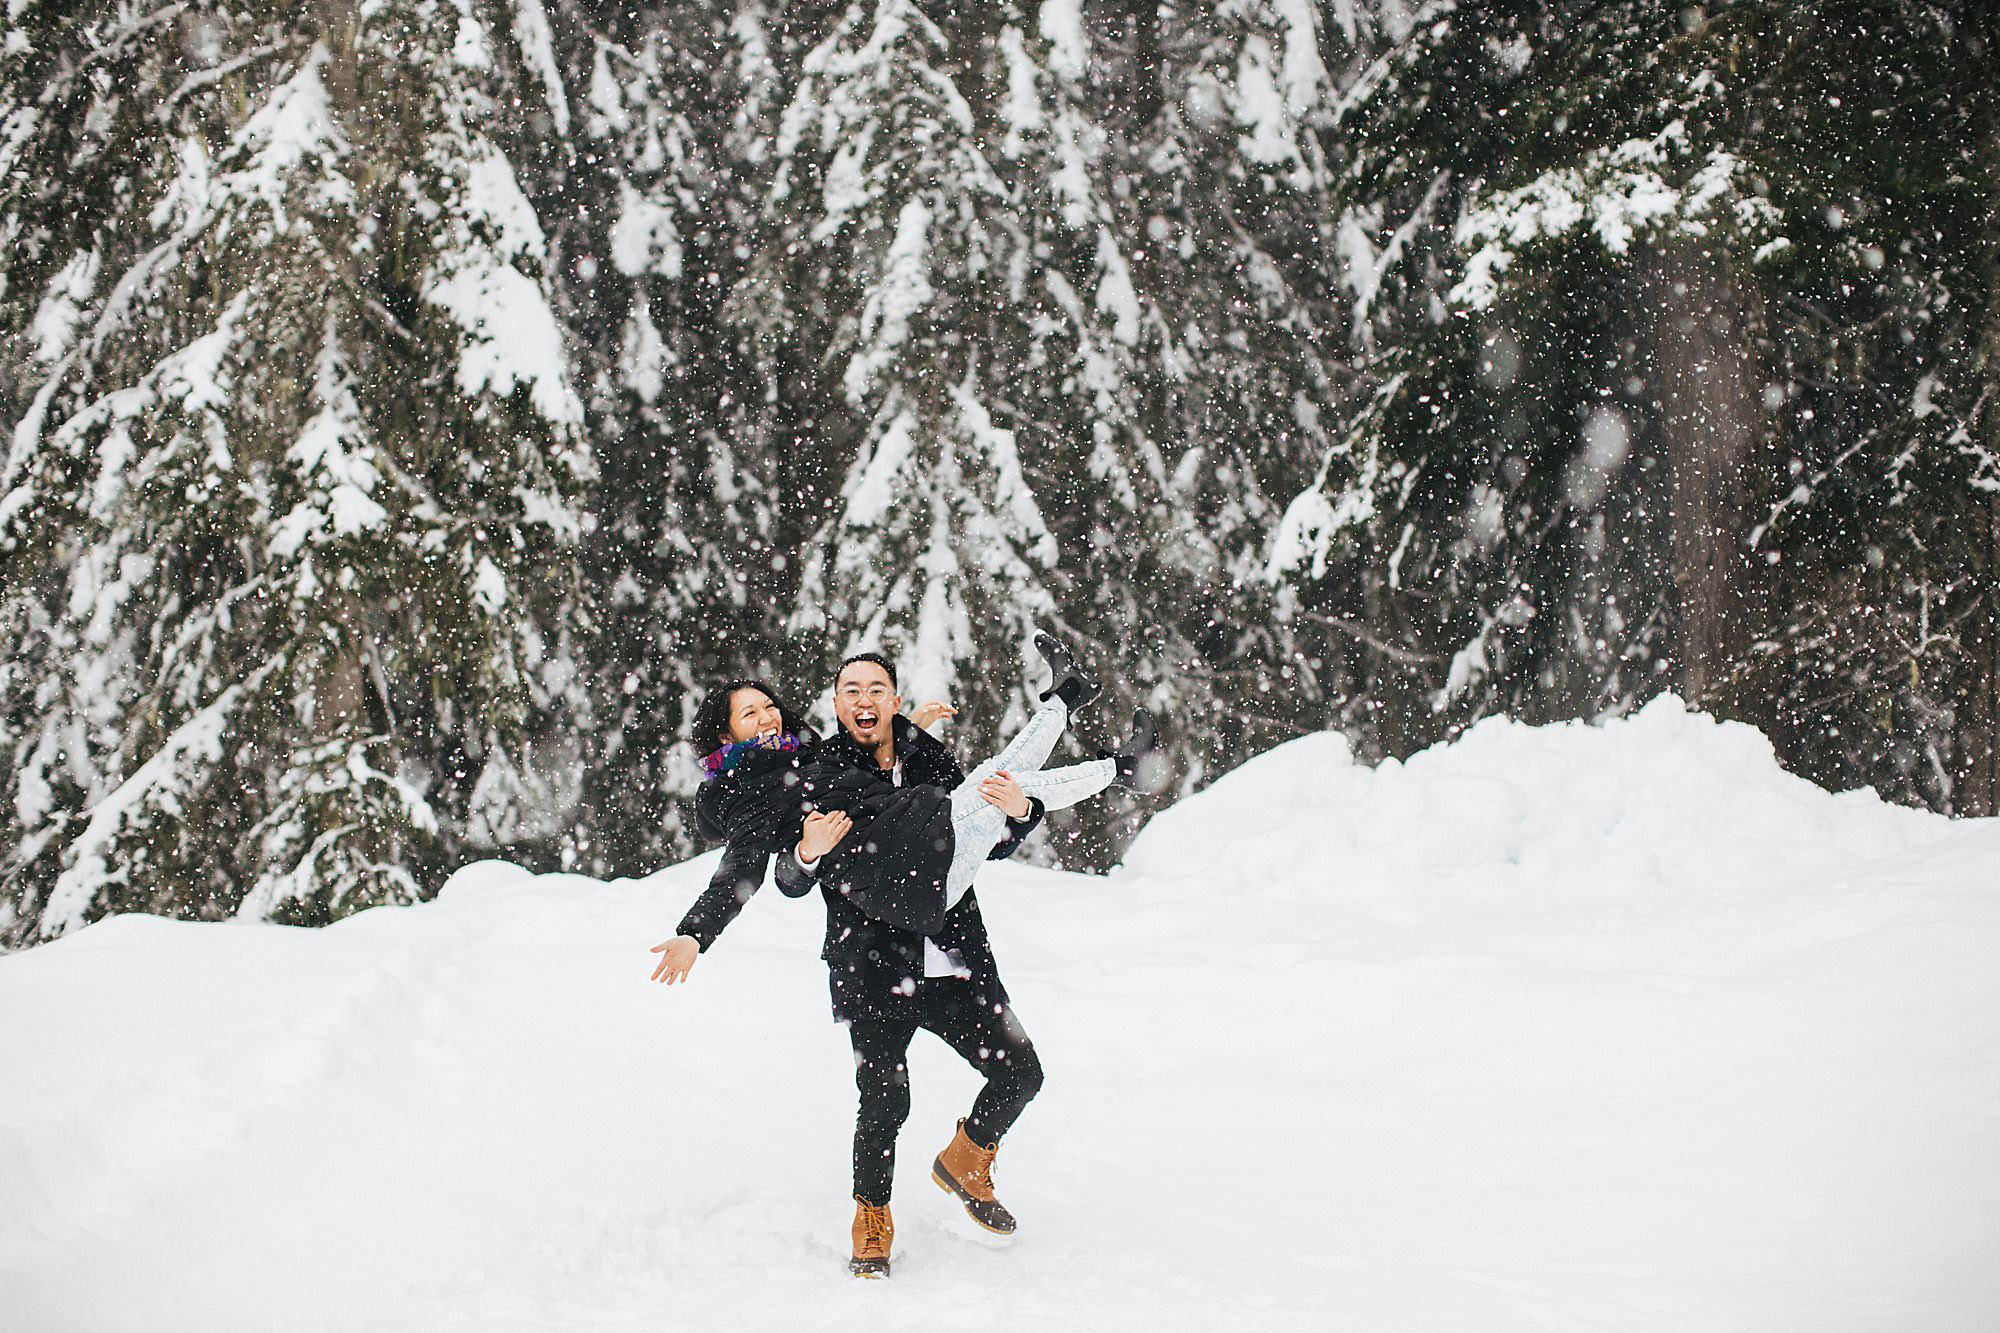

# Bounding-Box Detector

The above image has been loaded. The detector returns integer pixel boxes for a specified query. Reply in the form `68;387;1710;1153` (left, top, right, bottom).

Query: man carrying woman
649;634;1156;1278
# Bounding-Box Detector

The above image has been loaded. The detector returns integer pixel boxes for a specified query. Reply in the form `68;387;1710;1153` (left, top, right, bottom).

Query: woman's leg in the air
941;759;1118;901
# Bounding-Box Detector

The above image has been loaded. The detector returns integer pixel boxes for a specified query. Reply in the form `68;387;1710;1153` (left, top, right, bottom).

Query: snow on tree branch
1451;123;1782;311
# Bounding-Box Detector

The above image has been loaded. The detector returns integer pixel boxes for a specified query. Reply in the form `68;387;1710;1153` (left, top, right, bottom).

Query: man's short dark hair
836;651;898;688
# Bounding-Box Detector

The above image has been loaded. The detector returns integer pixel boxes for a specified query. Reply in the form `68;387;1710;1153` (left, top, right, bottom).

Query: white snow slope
4;697;1998;1331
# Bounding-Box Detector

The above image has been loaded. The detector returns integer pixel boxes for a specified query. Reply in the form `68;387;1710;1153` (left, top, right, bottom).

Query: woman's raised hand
910;700;957;730
650;935;699;983
798;809;853;862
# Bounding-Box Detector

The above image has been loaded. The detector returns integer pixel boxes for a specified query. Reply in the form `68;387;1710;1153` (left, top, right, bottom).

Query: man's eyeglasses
838;685;894;702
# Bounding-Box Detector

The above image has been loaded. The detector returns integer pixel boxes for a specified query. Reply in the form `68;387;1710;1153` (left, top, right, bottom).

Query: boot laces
968;1139;997;1191
858;1203;891;1254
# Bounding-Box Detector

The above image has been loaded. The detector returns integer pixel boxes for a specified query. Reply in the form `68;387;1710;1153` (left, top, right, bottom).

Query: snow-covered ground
4;697;1998;1330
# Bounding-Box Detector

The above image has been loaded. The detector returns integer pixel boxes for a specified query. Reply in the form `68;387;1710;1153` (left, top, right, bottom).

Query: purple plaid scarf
700;733;803;781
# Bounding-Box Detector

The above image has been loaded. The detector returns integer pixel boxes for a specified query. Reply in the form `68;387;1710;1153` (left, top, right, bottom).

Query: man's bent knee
1011;1050;1045;1104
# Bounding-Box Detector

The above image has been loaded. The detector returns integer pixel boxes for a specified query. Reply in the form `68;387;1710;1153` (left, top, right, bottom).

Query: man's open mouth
854;709;880;731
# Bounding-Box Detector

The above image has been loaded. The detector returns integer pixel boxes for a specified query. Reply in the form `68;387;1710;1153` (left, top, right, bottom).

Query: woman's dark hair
690;678;816;751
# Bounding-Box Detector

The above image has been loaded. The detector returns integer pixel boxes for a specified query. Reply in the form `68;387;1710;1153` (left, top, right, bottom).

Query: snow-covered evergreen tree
1270;0;2000;811
1094;0;1365;776
721;1;1363;858
549;0;801;875
0;3;590;942
750;1;1065;724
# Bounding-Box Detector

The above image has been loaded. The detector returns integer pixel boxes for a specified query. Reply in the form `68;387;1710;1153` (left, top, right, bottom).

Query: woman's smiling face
724;688;784;746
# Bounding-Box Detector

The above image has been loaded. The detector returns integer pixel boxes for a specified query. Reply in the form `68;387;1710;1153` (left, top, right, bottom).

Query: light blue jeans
943;699;1114;904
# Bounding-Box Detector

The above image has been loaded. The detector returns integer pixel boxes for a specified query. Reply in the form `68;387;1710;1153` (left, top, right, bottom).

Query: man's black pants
847;980;1043;1206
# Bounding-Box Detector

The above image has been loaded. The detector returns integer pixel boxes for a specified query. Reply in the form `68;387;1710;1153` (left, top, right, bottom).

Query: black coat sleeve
675;839;771;950
898;722;967;788
773;846;817;898
987;797;1044;861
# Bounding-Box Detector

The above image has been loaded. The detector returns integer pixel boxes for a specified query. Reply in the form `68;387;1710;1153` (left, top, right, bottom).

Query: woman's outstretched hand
910;700;956;730
651;935;699;983
798;809;853;862
978;770;1032;820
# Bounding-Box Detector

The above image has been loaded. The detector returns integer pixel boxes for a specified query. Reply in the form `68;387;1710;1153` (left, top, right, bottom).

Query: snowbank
4;698;1997;1329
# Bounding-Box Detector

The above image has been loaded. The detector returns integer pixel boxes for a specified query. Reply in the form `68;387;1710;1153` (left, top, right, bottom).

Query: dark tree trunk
319;595;367;733
310;0;361;108
1647;246;1763;706
1962;493;2000;816
1956;103;2000;816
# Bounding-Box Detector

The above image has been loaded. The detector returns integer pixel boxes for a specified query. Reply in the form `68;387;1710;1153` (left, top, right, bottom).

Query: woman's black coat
692;742;953;935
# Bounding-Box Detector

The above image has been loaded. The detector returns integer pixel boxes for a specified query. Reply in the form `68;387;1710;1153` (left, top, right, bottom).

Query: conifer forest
2;1;1996;944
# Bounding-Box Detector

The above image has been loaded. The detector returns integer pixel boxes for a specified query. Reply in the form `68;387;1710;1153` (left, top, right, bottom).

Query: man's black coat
679;716;1042;1023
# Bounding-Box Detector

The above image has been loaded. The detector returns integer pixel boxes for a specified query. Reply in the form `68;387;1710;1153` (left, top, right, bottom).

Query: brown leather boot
850;1196;893;1278
931;1119;1017;1234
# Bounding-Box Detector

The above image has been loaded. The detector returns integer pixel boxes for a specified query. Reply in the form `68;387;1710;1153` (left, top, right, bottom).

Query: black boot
1106;708;1165;793
1034;631;1100;712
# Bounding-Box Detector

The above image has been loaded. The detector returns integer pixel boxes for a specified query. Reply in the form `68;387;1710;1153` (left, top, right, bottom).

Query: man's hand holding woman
977;770;1032;820
798;809;853;862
